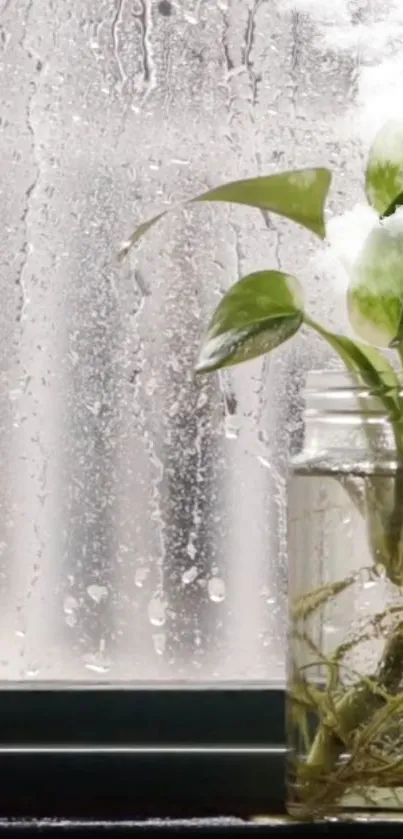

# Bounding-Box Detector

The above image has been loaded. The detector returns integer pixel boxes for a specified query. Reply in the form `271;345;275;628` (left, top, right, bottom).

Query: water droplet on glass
135;567;149;588
68;350;80;367
9;388;23;402
186;543;197;561
363;579;377;590
65;612;77;628
182;566;198;585
148;592;167;626
24;664;40;677
207;576;226;603
224;422;239;440
86;400;101;417
153;632;166;655
323;623;338;636
63;595;78;615
145;376;157;396
84;661;111;674
83;652;111;674
87;584;108;604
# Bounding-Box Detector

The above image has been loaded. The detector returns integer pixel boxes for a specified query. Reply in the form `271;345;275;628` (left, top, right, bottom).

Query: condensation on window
0;0;398;680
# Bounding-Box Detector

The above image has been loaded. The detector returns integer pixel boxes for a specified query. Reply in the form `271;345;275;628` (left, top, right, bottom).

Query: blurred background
0;0;399;681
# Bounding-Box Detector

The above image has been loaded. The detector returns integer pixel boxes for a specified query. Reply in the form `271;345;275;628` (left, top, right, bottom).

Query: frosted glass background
0;0;400;680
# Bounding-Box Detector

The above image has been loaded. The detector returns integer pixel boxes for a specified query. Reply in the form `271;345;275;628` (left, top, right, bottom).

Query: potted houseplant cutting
120;120;403;819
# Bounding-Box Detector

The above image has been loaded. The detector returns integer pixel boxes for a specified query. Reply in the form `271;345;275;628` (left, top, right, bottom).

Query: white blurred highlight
280;0;403;145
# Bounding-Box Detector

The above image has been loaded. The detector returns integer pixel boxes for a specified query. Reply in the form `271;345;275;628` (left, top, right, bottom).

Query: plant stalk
305;621;403;775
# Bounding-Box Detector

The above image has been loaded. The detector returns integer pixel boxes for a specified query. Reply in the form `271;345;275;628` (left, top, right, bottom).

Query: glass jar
287;370;403;819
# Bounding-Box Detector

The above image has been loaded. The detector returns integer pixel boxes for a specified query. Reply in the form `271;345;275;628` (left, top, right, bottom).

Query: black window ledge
0;687;400;833
0;686;283;820
0;820;401;837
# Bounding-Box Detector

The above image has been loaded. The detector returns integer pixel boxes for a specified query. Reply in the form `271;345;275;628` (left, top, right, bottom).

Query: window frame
0;686;285;819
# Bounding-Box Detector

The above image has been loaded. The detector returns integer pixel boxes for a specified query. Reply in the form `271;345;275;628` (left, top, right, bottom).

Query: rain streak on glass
0;0;397;679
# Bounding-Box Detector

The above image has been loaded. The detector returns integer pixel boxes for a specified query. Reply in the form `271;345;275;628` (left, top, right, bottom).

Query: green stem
397;345;403;372
382;418;403;585
384;465;403;585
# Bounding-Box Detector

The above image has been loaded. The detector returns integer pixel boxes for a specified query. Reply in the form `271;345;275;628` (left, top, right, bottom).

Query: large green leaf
304;315;401;418
366;121;403;216
194;169;331;237
195;270;304;374
347;223;403;349
119;168;332;259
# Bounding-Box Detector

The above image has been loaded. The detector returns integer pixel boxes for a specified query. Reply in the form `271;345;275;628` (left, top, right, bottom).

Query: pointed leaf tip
118;212;165;261
193;168;332;240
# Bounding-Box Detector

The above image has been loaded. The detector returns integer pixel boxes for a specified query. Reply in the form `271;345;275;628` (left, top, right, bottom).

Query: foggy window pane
0;0;398;680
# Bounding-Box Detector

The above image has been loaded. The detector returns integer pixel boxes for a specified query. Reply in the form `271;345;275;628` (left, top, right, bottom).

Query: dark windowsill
0;685;283;746
0;819;402;836
0;747;284;819
0;686;284;820
0;687;400;833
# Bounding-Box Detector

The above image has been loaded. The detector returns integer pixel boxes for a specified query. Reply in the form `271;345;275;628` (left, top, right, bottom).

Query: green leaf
195;270;304;374
304;315;401;417
366;121;403;215
347;222;403;348
193;169;331;238
382;191;403;220
119;168;332;259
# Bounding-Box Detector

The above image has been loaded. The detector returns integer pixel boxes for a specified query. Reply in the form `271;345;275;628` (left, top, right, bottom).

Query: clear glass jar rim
306;368;402;393
304;369;402;417
306;369;380;391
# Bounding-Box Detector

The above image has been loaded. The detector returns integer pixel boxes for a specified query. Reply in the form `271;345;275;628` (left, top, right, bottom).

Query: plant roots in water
289;577;403;818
